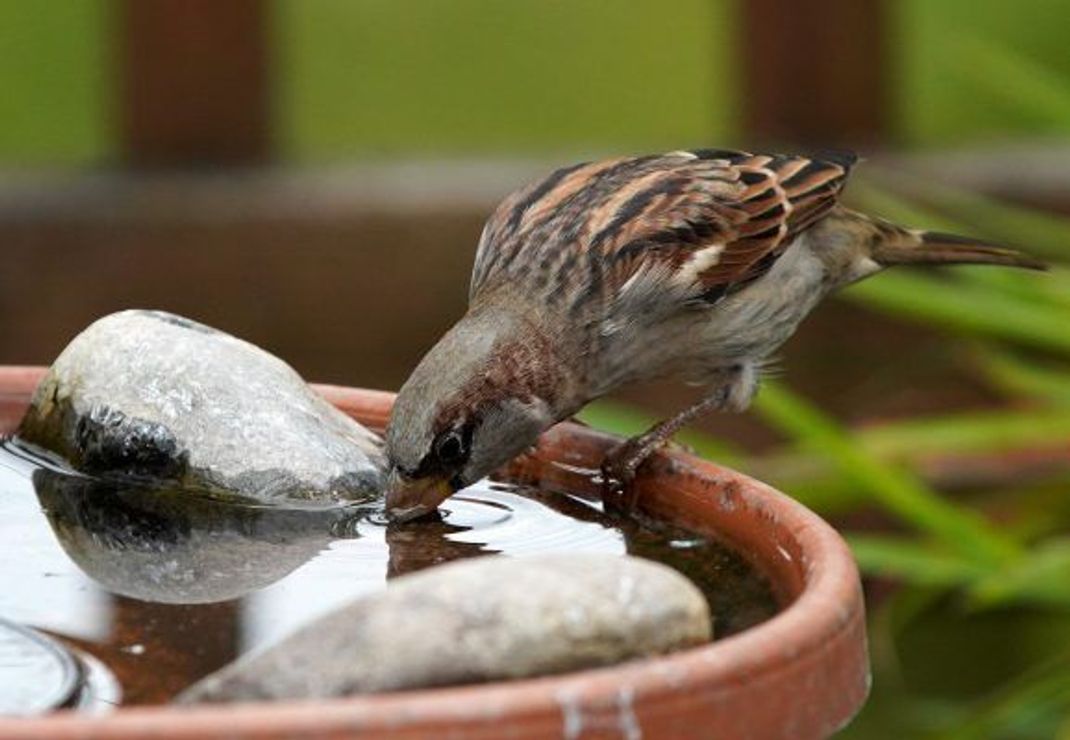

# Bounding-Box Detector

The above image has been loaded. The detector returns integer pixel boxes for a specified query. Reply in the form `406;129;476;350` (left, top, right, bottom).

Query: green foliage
980;350;1070;408
932;652;1070;740
277;0;733;160
896;0;1070;146
756;382;1021;565
0;0;110;166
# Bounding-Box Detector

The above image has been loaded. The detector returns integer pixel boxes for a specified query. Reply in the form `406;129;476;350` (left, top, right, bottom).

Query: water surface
0;438;778;707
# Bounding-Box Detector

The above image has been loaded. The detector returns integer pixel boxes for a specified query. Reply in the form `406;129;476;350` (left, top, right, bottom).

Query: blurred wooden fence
118;0;889;167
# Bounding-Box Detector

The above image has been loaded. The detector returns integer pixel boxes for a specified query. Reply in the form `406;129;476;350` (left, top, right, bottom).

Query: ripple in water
0;438;777;708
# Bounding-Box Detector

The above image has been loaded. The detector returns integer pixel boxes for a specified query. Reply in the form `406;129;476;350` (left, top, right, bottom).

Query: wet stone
18;310;385;503
178;554;712;703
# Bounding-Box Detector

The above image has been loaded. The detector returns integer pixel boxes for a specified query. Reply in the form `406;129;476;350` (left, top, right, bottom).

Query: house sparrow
383;148;1046;521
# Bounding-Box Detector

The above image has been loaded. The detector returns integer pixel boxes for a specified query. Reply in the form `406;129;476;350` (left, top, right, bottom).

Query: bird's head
383;301;565;521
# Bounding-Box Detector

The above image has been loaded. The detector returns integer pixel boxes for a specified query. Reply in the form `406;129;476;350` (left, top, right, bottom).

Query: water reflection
34;468;354;604
385;511;485;578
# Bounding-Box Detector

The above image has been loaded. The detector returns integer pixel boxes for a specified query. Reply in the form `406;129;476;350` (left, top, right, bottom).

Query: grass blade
976;349;1070;408
845;271;1070;355
970;539;1070;609
754;382;1020;565
847;535;989;587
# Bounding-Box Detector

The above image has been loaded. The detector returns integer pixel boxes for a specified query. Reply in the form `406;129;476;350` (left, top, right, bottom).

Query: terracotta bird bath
0;365;868;739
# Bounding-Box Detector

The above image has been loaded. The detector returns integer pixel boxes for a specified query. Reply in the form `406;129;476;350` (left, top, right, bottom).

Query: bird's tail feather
873;230;1048;271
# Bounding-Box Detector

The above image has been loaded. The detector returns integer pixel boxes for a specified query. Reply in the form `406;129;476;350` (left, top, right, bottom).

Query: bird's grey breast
701;236;829;361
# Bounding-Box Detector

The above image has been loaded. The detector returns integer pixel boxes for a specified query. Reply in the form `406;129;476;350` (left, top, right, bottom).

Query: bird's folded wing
470;148;856;311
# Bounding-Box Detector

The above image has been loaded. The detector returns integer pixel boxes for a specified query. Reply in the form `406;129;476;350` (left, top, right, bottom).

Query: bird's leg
601;365;751;511
601;391;727;486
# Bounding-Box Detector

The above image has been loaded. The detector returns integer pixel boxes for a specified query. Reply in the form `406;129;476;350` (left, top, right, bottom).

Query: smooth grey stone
178;554;711;703
19;310;385;503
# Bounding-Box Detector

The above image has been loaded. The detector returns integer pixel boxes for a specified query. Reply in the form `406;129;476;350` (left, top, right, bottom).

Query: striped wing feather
471;148;856;308
657;149;856;301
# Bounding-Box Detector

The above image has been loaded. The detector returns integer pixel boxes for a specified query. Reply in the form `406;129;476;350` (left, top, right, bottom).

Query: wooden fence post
118;0;271;166
739;0;889;149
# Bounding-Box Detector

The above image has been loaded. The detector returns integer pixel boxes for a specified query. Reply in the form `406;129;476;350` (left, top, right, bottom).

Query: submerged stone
19;310;385;503
178;554;711;703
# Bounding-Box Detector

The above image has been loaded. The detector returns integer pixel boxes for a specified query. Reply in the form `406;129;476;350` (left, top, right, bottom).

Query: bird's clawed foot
600;436;694;513
598;382;739;514
600;436;660;514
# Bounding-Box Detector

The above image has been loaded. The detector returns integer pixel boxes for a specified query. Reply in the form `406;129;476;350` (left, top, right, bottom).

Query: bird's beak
384;469;454;522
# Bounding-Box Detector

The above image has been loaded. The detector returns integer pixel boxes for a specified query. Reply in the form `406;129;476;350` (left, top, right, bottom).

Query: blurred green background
5;0;1070;165
3;1;1070;737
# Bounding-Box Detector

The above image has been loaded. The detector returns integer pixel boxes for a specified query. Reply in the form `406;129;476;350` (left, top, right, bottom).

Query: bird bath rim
0;365;868;740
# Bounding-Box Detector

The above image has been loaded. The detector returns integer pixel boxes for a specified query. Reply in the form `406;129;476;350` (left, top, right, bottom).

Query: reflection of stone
19;310;384;503
178;555;711;703
33;469;362;604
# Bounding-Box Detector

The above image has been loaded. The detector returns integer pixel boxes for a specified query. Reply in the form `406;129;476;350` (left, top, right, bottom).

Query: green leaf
858;408;1070;459
847;535;989;587
930;651;1070;740
754;382;1020;565
845;271;1070;355
970;539;1070;609
976;350;1070;408
950;34;1070;140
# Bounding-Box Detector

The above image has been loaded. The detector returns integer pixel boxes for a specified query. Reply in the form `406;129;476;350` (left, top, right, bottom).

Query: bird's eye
434;429;468;465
